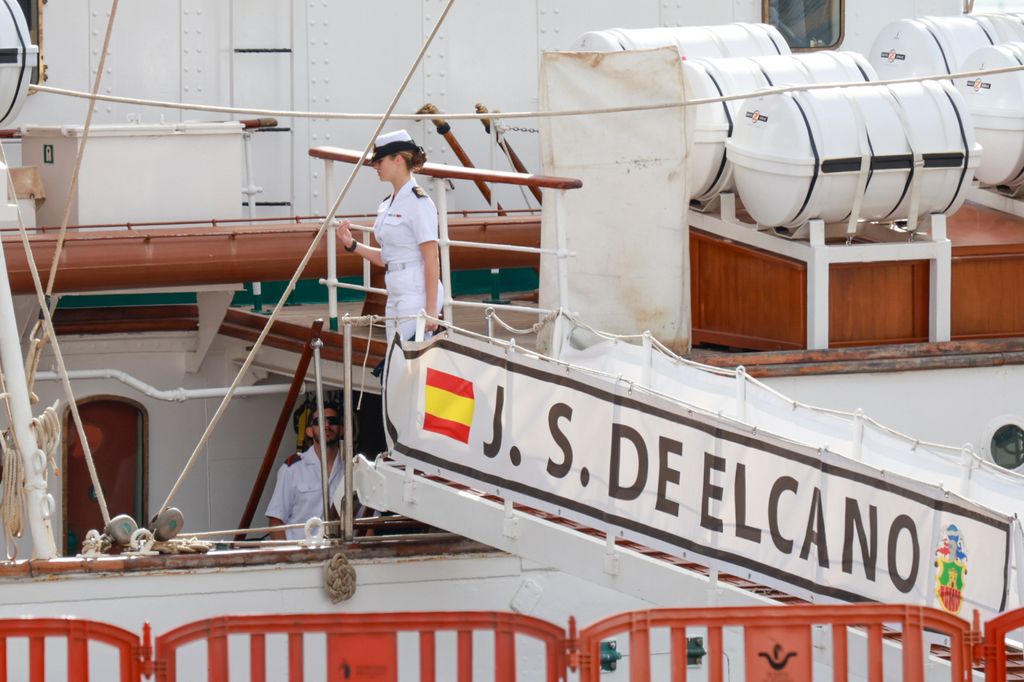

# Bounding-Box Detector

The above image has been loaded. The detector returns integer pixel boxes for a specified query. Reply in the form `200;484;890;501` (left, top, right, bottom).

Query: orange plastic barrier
979;606;1024;682
577;604;973;682
152;611;571;682
0;617;149;682
13;603;1024;680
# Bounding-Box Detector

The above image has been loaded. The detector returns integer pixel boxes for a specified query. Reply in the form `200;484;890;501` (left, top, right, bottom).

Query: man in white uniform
266;404;344;540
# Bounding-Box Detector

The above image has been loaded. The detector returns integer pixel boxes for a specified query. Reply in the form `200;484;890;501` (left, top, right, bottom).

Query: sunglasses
311;416;340;426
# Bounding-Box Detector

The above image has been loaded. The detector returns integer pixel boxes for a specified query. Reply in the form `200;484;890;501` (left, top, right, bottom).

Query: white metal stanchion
343;318;354;541
434;176;454;326
328;220;339;331
311;338;331;528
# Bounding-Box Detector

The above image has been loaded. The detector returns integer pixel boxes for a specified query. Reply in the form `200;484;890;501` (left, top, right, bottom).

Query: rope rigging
0;138;112;529
26;61;1024;123
156;0;460;515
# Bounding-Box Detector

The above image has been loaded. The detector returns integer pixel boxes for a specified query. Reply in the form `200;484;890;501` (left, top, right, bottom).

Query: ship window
763;0;844;50
990;423;1024;470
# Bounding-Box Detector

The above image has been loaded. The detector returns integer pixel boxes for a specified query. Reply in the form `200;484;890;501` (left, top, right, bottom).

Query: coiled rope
325;552;357;603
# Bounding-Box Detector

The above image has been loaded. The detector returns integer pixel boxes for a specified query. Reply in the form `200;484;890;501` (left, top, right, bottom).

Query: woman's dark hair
397;148;427;172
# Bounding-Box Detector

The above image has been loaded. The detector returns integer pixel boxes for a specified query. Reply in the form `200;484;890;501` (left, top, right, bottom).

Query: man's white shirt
266;444;344;540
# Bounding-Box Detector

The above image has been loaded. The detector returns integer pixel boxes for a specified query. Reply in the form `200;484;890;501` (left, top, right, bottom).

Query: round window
991;424;1024;471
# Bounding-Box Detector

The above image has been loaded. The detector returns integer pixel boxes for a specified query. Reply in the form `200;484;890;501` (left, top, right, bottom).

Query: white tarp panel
383;333;1012;619
538;47;691;353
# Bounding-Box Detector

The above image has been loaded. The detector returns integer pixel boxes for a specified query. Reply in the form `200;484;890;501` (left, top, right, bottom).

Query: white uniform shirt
373;178;438;266
373;178;443;340
266;445;344;541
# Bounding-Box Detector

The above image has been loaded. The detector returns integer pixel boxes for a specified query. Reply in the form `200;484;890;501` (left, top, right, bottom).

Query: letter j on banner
423;368;475;443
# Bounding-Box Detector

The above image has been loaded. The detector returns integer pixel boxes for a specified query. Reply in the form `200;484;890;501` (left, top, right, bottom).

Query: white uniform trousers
384;260;444;341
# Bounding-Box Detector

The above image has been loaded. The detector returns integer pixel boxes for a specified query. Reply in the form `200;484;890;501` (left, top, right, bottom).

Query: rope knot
325;551;357;604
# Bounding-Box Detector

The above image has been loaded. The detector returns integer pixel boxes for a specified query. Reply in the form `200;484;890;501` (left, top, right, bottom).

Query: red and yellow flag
423;368;475;443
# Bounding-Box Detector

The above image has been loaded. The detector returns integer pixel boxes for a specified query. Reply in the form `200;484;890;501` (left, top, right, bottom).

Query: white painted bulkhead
10;0;962;220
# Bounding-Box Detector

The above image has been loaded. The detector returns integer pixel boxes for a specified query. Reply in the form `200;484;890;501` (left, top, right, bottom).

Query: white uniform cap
375;129;413;147
371;129;421;162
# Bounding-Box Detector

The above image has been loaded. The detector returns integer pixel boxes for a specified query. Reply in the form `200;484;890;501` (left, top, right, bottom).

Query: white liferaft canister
0;0;37;127
686;52;877;203
956;42;1024;188
725;81;980;228
868;15;1024;80
570;23;790;58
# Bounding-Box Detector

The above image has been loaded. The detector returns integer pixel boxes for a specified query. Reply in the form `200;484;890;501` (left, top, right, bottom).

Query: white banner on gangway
383;334;1011;618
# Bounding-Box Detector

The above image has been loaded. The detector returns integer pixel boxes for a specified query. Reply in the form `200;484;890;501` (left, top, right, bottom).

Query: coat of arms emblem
934;524;968;614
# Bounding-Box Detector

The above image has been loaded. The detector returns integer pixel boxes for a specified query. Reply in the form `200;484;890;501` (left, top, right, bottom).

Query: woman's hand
338;219;354;249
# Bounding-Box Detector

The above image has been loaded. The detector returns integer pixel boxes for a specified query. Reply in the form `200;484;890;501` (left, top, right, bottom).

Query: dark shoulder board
285;453;302;467
412;185;427;199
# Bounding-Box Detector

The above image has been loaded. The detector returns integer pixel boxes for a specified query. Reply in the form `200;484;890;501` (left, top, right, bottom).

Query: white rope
27;62;1024;122
30;401;61;476
0;113;113;527
487;307;557;336
23;332;45;403
186;520;342;538
157;0;460;514
0;427;22;543
0;359;21;557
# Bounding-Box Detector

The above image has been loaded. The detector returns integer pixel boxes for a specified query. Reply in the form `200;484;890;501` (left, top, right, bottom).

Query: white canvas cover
538;47;691;353
383;333;1012;618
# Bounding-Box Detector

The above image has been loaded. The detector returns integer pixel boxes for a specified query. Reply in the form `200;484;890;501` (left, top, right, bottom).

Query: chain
505;125;539;134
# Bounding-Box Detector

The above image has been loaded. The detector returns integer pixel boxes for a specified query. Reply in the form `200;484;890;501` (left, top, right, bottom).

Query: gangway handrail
309;145;583;190
314;145;576;352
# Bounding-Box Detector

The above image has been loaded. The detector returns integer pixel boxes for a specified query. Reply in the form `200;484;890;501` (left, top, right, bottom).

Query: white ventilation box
20;122;243;228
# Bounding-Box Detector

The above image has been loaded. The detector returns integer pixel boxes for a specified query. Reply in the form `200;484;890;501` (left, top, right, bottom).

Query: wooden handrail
309;146;583;190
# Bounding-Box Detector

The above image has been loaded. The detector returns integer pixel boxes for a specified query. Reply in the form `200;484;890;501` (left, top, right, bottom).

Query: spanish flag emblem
423;368;475;443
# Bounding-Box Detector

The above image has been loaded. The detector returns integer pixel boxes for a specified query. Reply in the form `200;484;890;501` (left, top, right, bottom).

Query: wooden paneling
690;230;806;350
952;249;1024;339
689;202;1024;353
828;260;929;347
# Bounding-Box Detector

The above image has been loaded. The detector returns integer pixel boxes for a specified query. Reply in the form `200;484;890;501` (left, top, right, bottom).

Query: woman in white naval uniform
338;130;443;341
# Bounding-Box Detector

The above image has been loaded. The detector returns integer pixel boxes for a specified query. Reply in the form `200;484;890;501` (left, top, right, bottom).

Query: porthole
982;416;1024;471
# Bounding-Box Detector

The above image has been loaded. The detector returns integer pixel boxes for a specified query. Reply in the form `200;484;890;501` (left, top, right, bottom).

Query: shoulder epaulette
412;185;427;198
285;453;302;467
